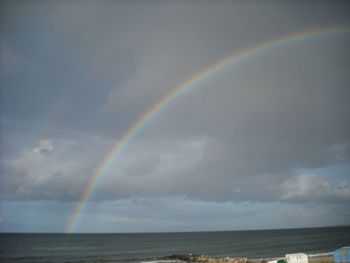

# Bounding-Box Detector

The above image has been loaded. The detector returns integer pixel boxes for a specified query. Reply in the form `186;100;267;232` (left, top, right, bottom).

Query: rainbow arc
65;25;350;233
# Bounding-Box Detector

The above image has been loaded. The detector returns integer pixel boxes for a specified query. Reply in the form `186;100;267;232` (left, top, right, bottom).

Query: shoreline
155;253;334;263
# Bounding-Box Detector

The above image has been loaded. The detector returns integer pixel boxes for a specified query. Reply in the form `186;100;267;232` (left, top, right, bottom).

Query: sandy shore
308;256;333;263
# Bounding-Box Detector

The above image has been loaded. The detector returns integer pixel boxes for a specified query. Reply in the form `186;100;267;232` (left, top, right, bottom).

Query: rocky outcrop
161;254;248;263
65;254;333;263
160;254;333;263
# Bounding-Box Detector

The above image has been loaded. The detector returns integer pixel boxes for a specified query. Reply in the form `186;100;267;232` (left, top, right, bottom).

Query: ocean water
1;226;349;263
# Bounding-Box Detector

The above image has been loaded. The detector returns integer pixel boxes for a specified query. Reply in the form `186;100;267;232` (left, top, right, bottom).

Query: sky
1;0;350;233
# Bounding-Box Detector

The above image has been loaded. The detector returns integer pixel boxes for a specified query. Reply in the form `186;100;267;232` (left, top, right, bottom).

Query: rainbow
65;25;350;233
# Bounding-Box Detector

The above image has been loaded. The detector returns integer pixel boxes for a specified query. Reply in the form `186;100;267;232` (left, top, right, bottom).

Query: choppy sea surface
1;226;349;263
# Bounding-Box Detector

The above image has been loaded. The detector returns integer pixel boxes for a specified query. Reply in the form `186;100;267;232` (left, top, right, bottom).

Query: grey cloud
3;136;349;204
89;137;349;203
1;136;111;201
101;1;350;119
123;153;162;177
131;32;350;202
95;1;350;205
1;0;350;207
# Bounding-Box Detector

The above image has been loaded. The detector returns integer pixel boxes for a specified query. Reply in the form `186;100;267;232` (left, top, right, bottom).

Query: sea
1;226;349;263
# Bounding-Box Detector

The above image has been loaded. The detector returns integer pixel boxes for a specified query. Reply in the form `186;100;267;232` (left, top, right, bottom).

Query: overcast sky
1;0;350;233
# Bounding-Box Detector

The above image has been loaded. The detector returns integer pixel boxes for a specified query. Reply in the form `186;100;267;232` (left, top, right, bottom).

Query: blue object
333;247;350;263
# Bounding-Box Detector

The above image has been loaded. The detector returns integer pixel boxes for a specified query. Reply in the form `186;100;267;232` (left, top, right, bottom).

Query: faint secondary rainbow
66;25;350;233
31;45;120;150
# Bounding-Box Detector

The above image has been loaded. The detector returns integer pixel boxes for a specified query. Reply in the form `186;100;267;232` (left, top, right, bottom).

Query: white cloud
280;173;350;203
